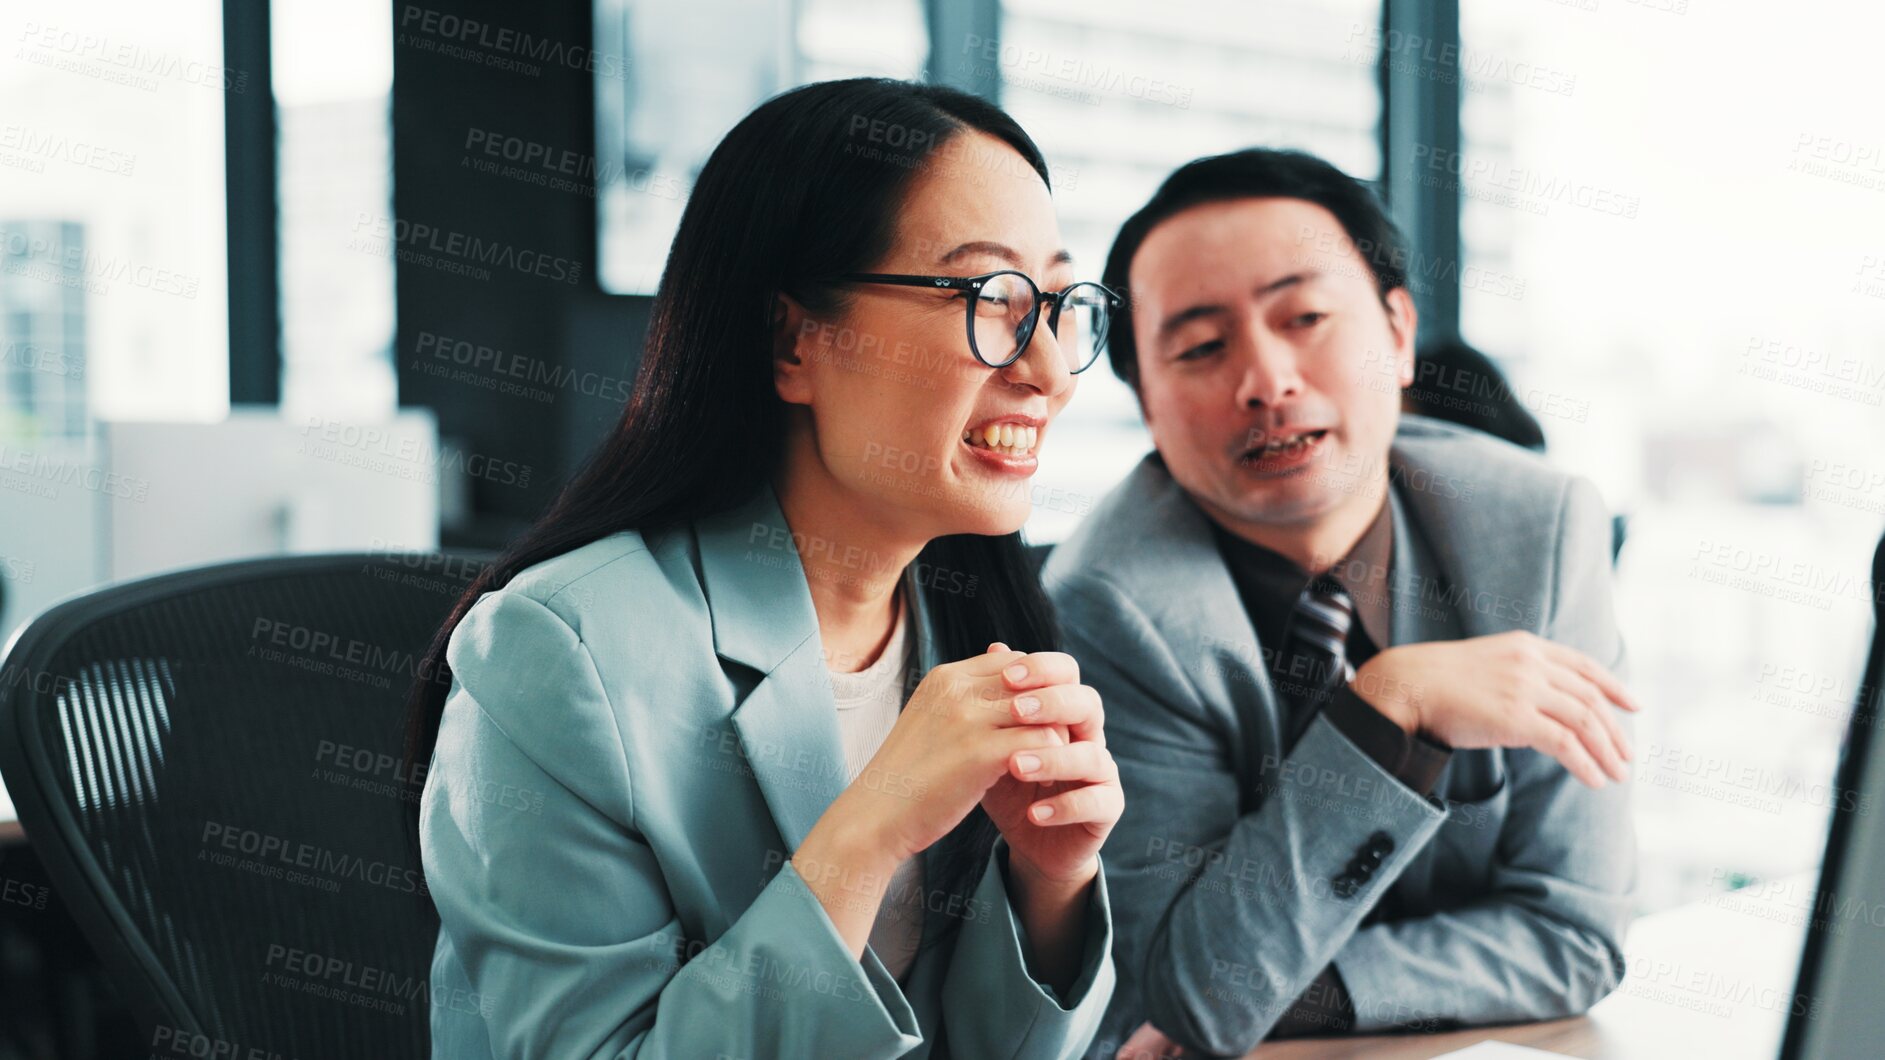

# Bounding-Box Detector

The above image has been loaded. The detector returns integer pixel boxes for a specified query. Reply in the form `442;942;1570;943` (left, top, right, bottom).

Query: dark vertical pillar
225;0;280;404
1379;0;1462;345
927;0;1001;102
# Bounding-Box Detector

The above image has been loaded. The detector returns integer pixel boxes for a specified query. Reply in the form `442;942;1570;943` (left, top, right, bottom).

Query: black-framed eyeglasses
836;270;1122;374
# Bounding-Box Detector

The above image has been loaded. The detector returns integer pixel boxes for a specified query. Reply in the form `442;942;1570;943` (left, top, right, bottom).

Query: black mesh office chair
0;552;491;1058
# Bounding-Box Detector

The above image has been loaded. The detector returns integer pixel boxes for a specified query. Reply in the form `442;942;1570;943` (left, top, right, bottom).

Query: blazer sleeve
1332;474;1638;1030
941;836;1117;1059
421;590;924;1059
1050;574;1447;1057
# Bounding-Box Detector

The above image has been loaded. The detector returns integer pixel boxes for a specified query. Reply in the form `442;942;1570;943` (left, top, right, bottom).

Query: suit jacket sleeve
421;590;924;1059
1331;474;1638;1030
941;837;1118;1058
1052;574;1448;1057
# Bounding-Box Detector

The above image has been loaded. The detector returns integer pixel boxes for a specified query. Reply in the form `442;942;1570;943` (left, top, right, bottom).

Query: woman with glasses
407;78;1125;1058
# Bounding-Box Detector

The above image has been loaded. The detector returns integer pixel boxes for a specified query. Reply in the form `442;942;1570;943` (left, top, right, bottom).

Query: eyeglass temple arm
840;273;986;291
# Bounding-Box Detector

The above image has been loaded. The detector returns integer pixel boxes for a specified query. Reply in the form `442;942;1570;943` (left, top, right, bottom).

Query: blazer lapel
1061;455;1287;779
1386;478;1467;649
695;485;849;854
725;651;850;855
1143;461;1289;765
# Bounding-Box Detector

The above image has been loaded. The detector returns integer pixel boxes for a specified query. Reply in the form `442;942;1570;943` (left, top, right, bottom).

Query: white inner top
825;588;926;984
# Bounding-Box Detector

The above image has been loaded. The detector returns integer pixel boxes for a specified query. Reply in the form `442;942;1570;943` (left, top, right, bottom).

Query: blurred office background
1;0;1882;1051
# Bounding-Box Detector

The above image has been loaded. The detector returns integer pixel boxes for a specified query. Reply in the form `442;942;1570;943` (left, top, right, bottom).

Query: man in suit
1043;148;1639;1058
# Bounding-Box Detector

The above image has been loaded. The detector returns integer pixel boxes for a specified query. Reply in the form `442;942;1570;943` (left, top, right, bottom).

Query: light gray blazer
1043;415;1635;1057
421;483;1115;1059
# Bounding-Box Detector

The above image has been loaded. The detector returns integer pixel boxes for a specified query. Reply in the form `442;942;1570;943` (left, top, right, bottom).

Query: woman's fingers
1008;738;1116;785
1026;777;1124;830
962;645;1028;678
1007;741;1123;830
994;721;1071;759
1005;682;1104;745
997;650;1080;692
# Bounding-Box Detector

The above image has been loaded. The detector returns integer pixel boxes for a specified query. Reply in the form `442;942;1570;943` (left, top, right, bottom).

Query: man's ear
1384;287;1419;388
771;293;815;406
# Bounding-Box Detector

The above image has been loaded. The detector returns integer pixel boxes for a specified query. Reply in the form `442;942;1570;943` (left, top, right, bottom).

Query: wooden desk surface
1249;875;1813;1059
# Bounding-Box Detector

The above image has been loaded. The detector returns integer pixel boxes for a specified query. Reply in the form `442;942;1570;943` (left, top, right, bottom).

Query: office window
997;0;1385;541
272;0;396;420
0;222;88;441
0;0;230;441
594;0;927;294
1457;0;1885;911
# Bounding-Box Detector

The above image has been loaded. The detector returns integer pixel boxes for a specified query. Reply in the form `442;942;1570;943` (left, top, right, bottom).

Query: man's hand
1117;1020;1187;1059
1350;631;1641;788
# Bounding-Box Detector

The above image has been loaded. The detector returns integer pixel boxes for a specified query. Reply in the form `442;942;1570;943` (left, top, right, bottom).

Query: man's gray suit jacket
1044;415;1636;1057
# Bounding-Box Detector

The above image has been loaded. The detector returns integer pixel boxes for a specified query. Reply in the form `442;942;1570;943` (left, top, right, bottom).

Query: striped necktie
1276;573;1356;746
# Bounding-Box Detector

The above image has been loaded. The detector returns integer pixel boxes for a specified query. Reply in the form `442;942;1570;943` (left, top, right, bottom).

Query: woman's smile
959;414;1046;475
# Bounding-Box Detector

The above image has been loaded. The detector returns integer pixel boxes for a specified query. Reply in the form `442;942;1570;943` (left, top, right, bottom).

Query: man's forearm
1269;965;1355;1037
1140;720;1450;1055
1333;898;1630;1030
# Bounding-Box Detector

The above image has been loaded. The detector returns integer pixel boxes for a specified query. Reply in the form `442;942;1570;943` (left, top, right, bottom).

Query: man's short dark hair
1101;148;1410;389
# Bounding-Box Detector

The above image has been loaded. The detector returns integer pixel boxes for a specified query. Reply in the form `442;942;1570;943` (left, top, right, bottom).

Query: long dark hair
404;77;1061;927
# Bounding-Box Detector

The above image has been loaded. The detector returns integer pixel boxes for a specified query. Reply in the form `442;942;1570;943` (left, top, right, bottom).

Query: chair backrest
0;551;491;1058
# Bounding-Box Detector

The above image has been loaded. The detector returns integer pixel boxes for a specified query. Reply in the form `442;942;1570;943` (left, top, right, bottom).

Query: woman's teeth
963;423;1038;454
